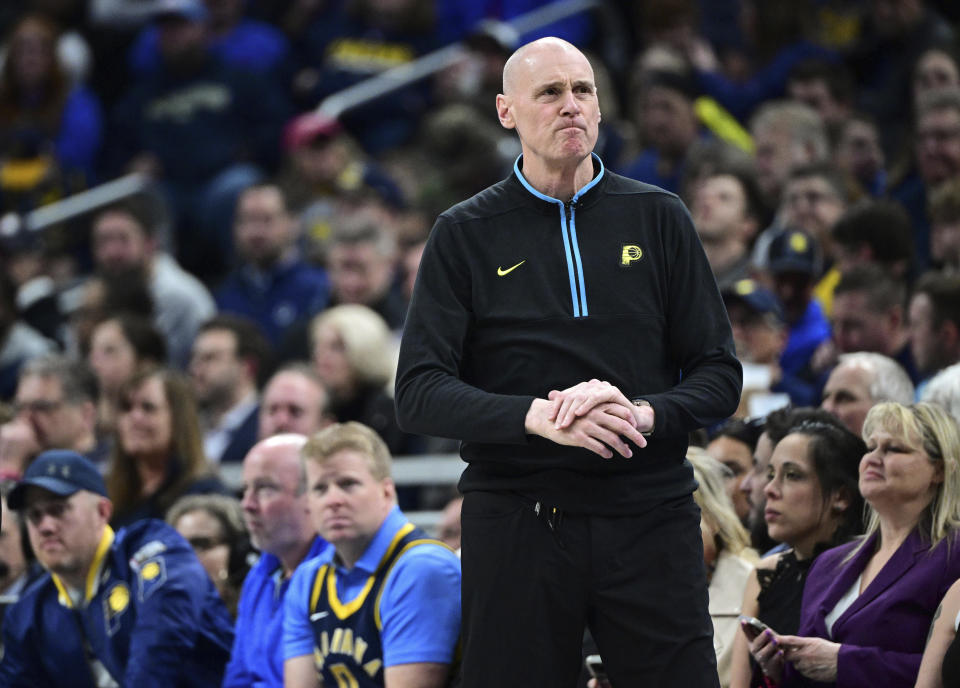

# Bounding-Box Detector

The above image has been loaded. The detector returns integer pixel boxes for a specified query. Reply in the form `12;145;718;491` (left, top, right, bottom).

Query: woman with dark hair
751;402;960;688
730;416;865;688
87;313;166;435
167;494;253;619
0;14;101;184
105;367;226;528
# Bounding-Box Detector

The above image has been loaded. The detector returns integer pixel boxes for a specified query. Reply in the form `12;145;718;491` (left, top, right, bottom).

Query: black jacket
396;157;741;513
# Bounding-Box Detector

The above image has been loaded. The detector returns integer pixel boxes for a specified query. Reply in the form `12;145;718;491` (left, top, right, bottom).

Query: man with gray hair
7;354;108;470
921;362;960;426
223;434;329;688
821;352;915;436
327;210;406;330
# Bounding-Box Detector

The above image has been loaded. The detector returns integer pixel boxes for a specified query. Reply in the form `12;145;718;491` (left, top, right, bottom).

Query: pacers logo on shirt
620;245;643;267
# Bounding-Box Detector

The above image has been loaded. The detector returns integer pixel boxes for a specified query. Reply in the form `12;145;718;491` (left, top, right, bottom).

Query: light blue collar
513;152;605;204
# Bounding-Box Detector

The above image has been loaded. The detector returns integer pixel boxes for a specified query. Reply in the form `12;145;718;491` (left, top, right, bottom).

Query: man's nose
561;89;581;115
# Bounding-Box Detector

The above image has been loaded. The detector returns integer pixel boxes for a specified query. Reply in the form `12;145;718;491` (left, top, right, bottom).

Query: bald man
396;37;740;687
224;435;328;688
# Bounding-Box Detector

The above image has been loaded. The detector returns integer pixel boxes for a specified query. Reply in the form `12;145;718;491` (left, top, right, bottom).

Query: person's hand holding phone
740;616;785;682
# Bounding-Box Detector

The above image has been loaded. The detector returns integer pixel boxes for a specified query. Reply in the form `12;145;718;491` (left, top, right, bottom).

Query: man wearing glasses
5;355;109;473
0;450;234;687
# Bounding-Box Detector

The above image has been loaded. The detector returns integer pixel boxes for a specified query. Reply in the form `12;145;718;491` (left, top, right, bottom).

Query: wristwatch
632;399;654;437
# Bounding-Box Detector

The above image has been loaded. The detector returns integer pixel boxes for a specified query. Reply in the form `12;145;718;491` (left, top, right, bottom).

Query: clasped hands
524;379;652;459
746;626;840;683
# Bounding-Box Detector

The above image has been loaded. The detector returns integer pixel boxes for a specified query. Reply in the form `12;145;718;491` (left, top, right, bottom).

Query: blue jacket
0;520;234;688
216;257;329;348
223;536;330;688
781;299;831;378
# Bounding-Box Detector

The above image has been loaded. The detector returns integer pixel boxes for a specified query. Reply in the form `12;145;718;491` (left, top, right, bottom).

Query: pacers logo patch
620;245;643;267
103;582;130;636
137;557;167;602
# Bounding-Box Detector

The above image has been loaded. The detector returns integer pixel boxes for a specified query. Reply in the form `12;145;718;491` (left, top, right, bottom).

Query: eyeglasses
13;399;64;415
24;500;71;526
186;536;226;551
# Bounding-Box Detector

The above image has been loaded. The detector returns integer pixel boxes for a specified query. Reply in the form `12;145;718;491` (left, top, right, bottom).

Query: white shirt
825;574;862;638
203;392;258;464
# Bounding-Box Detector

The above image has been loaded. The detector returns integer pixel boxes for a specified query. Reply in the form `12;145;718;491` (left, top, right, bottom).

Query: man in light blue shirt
223;434;329;688
283;422;461;688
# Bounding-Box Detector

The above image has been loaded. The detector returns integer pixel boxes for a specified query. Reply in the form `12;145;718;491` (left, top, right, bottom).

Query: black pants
460;491;719;688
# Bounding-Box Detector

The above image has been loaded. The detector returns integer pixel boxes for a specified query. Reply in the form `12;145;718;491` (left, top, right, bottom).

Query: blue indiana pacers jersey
307;523;446;687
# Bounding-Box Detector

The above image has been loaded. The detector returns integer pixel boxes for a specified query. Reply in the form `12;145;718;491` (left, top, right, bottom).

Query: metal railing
317;0;601;119
217;454;467;532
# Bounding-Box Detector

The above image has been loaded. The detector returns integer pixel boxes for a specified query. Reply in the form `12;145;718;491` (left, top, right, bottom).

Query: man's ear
382;477;396;504
496;94;515;130
98;496;113;523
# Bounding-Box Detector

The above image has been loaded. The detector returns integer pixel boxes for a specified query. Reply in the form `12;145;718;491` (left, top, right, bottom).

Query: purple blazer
784;529;960;687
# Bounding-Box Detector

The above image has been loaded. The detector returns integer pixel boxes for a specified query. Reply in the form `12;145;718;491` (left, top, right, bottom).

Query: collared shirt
283;506;461;669
223;536;329;688
204;392;258;464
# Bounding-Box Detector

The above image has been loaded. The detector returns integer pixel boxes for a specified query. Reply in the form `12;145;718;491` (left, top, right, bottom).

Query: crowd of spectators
3;0;960;686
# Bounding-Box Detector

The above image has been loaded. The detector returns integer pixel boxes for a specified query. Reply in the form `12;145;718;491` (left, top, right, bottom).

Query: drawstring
534;501;566;549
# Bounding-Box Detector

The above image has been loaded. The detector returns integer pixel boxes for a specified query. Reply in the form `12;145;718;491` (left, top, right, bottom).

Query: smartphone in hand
738;614;770;641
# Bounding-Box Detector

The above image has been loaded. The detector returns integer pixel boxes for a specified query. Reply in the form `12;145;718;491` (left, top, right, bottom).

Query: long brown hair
106;367;210;519
0;14;70;133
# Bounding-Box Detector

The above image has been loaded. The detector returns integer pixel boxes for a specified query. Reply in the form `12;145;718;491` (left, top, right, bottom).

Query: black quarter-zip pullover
396;156;742;513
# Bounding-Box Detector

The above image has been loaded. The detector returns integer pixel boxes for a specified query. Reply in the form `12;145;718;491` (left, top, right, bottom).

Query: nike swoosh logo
310;611;329;621
497;260;525;276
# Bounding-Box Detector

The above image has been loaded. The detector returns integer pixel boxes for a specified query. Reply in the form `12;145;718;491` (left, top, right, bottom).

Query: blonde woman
751;403;960;687
310;305;419;455
689;448;758;687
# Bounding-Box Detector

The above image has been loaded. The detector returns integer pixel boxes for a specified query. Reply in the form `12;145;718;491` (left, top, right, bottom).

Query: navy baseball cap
7;450;107;511
723;279;785;322
767;229;820;275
